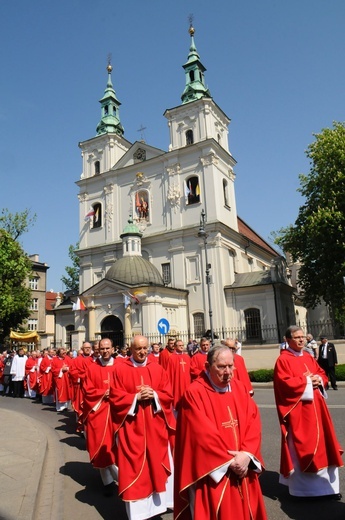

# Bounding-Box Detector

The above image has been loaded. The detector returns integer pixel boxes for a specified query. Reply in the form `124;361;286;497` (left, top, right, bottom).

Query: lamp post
198;209;214;344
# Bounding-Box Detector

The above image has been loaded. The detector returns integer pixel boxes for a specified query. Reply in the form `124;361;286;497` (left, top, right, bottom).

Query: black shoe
330;493;342;500
103;482;116;497
333;387;338;391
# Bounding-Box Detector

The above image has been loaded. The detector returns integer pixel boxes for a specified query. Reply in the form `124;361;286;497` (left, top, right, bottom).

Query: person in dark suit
318;336;338;390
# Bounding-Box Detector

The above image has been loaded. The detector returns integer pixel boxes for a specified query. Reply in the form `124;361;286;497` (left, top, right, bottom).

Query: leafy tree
0;230;33;341
61;243;80;292
0;208;36;240
274;121;345;321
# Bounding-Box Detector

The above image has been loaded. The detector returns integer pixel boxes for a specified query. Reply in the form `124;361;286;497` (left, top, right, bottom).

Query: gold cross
221;406;238;429
136;375;145;391
180;359;187;372
303;364;313;378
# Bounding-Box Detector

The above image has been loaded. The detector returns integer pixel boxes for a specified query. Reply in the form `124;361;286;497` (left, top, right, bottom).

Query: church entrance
100;315;124;348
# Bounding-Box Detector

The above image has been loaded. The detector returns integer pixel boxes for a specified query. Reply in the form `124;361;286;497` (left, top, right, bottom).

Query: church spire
96;61;124;136
181;23;211;104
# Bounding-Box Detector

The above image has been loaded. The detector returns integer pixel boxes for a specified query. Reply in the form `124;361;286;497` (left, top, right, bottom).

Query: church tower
164;24;238;231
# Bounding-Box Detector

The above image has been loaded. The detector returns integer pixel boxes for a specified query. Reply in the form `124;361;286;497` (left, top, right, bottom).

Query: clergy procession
0;328;343;520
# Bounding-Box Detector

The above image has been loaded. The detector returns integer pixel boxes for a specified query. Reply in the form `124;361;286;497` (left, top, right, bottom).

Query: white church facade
55;25;294;349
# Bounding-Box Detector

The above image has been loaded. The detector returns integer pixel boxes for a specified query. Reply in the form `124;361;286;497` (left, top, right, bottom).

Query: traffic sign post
157;318;170;335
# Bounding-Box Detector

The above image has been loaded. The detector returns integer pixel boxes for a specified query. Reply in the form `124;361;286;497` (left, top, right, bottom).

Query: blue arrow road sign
157;318;170;335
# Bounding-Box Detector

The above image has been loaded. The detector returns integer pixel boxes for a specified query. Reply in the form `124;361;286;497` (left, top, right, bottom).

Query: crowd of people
0;328;343;520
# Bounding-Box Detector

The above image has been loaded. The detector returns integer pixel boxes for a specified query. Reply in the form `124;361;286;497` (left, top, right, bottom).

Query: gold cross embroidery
136;375;145;391
221;406;238;429
179;359;187;372
303;364;313;378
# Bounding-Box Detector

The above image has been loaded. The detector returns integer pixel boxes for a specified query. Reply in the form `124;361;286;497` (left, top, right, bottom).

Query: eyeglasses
291;336;306;340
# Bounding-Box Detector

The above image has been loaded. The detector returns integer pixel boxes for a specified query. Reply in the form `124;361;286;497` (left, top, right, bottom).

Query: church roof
237;217;279;257
105;256;164;287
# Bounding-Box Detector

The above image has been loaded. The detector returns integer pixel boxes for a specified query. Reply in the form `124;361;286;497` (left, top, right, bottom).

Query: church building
55;25;294;349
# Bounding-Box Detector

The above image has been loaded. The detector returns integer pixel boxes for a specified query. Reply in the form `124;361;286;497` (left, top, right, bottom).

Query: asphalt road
1;388;345;520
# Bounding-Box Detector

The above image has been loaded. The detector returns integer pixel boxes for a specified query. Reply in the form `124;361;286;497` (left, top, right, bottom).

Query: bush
335;364;345;381
249;369;274;383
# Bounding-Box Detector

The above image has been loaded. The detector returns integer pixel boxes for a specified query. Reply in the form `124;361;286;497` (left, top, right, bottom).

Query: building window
133;148;146;162
185;176;200;205
244;308;262;342
223;179;230;208
27;319;38;331
94;161;100;175
30;298;38;311
186;130;194;145
92;203;102;229
193;313;205;338
162;263;171;285
189;70;195;82
66;324;74;350
29;277;39;290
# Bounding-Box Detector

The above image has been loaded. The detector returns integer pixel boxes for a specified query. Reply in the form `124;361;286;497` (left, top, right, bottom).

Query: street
1;387;344;520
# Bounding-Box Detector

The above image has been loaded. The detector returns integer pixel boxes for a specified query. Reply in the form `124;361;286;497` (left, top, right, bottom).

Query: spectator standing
318;336;338;390
10;348;27;398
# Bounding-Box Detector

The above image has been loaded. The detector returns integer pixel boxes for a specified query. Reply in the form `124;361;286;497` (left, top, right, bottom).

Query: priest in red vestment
110;335;176;520
51;347;73;411
166;340;191;414
174;345;267;520
39;348;55;404
148;342;161;364
221;338;254;396
82;338;118;496
25;351;39;398
190;337;210;380
159;337;176;370
69;341;93;432
274;325;343;499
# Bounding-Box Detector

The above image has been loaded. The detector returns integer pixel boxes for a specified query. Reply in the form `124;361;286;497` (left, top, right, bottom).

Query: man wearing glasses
274;325;343;500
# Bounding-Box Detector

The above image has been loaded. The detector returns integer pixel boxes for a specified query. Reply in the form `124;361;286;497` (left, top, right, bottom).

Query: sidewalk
0;408;47;520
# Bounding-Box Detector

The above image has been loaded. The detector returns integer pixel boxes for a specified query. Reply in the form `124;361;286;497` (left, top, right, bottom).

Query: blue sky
1;1;344;291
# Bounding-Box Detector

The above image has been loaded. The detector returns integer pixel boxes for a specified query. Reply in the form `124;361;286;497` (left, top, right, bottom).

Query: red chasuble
82;359;117;468
174;373;267;520
147;352;160;364
190;352;207;380
232;354;254;396
51;355;72;402
159;348;174;370
39;356;54;396
274;350;343;477
110;358;175;501
166;353;191;411
25;357;39;392
69;355;93;420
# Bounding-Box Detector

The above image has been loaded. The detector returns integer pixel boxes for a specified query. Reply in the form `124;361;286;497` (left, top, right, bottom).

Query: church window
135;190;149;221
91;203;102;229
244;308;262;342
186;130;194;145
113;106;116;115
193;313;205;338
162;263;171;285
133;148;146;162
94;161;100;175
104;105;108;115
185;176;200;205
189;70;195;82
223;179;230;208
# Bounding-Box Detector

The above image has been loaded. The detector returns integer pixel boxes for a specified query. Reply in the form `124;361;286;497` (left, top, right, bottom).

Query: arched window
186;130;194;145
223;179;230;208
189;70;195;82
244;308;262;342
185;176;200;205
94;161;100;175
92;203;102;229
104;105;108;115
193;312;205;338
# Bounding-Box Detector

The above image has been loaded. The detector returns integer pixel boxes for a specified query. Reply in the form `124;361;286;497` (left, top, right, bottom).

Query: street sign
157;318;170;335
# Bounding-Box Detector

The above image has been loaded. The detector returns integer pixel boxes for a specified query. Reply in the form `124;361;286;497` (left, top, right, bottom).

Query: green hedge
249;364;345;382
